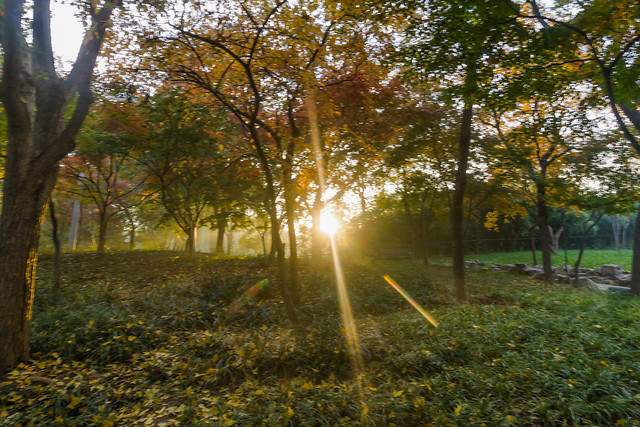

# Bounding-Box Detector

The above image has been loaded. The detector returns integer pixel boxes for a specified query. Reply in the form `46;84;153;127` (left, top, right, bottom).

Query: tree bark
310;189;323;264
283;141;300;303
49;200;62;293
630;204;640;295
185;227;196;256
536;182;553;280
529;224;538;265
0;0;119;370
216;226;225;255
97;209;108;253
451;103;473;303
612;215;621;251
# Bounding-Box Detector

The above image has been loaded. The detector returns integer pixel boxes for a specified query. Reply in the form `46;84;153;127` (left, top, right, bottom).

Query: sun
319;211;340;235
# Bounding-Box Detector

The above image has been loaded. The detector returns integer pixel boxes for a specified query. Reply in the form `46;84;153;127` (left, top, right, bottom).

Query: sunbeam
383;275;439;328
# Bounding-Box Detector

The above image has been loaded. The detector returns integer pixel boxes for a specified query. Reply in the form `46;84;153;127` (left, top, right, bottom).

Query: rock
601;264;623;278
615;274;632;287
513;263;527;272
604;285;631;294
575;277;598;289
524;266;544;278
497;264;514;271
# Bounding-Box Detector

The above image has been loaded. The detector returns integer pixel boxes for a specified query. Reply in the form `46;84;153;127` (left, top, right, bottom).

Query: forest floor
1;251;640;426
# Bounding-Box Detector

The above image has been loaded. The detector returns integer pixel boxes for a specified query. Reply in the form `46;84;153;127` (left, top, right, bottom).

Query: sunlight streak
330;235;364;373
382;275;439;328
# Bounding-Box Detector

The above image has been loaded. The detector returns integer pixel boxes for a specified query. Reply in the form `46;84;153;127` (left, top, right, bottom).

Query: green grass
447;249;633;271
2;251;640;426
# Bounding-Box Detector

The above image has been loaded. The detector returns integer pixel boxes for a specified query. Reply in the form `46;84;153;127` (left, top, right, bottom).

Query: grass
441;249;634;271
2;250;640;426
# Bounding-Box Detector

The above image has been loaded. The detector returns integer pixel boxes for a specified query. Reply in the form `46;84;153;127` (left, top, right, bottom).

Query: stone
601;264;623;278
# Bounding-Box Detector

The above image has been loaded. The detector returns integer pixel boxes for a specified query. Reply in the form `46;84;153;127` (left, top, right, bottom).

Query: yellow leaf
393;390;403;397
67;394;84;410
128;336;137;341
362;405;369;415
506;415;517;423
301;381;313;391
285;407;294;419
454;405;462;416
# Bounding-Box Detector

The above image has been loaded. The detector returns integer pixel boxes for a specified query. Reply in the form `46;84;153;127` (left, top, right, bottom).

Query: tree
59;137;149;253
513;0;640;291
0;0;120;370
399;0;522;301
132;91;246;257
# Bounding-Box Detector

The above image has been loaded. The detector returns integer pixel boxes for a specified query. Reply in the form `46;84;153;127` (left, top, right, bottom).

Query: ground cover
1;251;640;426
441;249;634;271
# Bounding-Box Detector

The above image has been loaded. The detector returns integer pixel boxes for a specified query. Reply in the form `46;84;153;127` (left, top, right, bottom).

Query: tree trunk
0;167;58;370
250;127;301;333
402;195;422;260
185;227;196;256
629;204;640;295
216;226;225;255
97;210;108;253
451;103;473;303
129;224;136;250
310;189;323;264
529;225;538;265
622;216;630;250
612;214;621;251
536;182;553;280
49;200;62;293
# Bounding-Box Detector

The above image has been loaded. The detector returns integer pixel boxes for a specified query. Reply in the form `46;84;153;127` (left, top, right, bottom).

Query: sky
51;2;85;68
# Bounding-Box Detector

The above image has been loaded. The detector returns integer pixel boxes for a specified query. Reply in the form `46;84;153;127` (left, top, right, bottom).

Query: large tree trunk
216;227;225;255
0;0;118;370
451;103;473;303
185;227;196;256
0;168;58;369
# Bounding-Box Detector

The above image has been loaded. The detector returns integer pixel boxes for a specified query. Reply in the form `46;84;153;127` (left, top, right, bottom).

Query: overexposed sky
51;2;85;69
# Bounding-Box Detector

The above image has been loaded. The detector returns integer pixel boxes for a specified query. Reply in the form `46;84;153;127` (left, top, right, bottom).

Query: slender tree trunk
451;103;473;303
529;225;538;265
537;182;553;280
129;225;136;250
310;189;323;264
97;210;108;253
629;204;640;295
612;215;621;251
284;187;300;303
49;200;62;293
250;128;301;333
622;216;630;250
402;195;421;259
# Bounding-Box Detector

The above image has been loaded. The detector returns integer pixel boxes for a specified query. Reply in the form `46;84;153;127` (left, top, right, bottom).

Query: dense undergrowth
2;250;640;426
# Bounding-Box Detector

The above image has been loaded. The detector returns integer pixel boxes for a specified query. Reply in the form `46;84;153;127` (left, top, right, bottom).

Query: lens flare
330;235;364;372
320;211;340;235
383;275;439;328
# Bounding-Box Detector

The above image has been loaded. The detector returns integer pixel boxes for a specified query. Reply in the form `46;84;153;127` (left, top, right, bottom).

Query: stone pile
465;260;632;293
